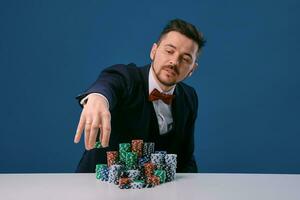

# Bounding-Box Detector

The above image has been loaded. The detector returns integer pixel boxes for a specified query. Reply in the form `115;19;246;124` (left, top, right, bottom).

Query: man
74;19;205;173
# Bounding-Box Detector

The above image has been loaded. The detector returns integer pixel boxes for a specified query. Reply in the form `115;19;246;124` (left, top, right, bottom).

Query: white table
0;173;299;200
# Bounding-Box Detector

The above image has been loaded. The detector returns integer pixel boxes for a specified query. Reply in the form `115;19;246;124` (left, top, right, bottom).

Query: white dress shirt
81;65;176;135
148;66;175;134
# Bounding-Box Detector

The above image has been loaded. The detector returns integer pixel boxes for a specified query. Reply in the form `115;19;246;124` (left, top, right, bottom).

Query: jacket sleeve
76;64;133;111
180;89;198;173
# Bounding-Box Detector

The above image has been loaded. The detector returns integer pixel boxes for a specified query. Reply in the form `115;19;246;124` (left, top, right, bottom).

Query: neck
156;79;174;92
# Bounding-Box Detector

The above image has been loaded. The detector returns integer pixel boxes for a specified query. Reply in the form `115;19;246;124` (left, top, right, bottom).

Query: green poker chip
94;141;102;148
119;143;131;151
119;143;131;162
125;152;138;169
95;164;107;172
154;169;166;183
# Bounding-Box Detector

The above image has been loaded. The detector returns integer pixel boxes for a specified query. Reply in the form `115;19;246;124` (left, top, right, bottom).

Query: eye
182;57;191;63
165;49;173;54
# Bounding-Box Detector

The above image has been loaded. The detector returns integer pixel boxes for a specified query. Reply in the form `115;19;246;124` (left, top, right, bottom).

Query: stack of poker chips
164;154;177;182
146;175;160;186
131;180;145;189
131;140;143;158
119;177;131;189
137;142;154;168
154;169;166;183
125;152;138;169
143;162;155;177
107;151;118;167
142;142;155;159
151;151;167;169
94;139;177;189
95;164;109;181
127;169;140;180
108;164;123;184
119;143;131;164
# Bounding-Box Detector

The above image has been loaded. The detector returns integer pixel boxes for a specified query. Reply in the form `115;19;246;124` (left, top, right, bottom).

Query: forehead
159;31;198;56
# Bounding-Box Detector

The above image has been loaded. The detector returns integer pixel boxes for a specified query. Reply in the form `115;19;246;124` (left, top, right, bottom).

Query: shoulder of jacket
102;63;139;77
107;63;138;70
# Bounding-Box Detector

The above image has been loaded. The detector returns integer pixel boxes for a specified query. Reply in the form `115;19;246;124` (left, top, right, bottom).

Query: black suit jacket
75;63;198;173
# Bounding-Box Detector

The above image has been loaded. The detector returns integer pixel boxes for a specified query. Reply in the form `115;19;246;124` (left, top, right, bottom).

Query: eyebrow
165;44;193;59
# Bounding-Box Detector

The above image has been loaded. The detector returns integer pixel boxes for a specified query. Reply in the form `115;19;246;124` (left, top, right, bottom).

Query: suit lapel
140;64;151;98
171;85;185;144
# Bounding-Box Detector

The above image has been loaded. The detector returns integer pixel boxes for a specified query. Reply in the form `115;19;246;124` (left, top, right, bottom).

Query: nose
169;55;180;67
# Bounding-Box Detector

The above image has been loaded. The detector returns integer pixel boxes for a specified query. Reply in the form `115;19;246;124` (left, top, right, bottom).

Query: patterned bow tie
148;88;175;105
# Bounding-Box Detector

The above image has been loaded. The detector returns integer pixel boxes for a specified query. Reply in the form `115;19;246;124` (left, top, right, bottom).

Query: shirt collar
148;64;176;95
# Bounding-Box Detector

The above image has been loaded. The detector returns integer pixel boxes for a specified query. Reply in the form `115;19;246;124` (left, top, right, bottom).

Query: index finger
74;111;86;143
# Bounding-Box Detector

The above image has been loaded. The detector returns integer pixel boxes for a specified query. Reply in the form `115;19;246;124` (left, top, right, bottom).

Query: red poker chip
107;151;118;167
131;140;143;158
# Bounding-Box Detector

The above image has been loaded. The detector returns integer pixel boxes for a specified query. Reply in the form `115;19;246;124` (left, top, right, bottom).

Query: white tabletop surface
0;173;299;200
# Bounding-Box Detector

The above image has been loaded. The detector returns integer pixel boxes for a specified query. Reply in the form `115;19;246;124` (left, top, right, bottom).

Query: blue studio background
0;0;299;173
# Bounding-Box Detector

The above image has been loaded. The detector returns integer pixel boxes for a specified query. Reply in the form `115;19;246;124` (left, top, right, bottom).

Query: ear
188;62;198;77
150;43;158;61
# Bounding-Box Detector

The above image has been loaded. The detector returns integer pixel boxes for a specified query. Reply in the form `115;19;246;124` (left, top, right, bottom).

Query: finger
99;126;103;143
84;119;92;150
74;110;86;143
100;111;111;147
88;115;100;149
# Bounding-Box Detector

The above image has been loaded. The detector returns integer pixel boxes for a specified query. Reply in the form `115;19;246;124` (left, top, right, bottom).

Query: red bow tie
148;88;175;105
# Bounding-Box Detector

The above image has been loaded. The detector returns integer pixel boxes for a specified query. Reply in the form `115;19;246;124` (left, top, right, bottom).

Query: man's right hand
74;94;111;150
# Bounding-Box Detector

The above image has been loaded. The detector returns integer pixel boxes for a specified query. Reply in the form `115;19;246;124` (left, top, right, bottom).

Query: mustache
162;65;179;75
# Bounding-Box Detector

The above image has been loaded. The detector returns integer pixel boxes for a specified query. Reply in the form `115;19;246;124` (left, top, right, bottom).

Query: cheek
178;68;190;78
155;52;168;63
153;59;163;70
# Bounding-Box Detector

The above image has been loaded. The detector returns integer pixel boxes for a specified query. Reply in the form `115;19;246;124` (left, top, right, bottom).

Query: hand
74;94;111;150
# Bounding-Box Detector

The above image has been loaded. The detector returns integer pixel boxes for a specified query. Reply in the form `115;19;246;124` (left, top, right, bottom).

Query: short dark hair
157;19;206;54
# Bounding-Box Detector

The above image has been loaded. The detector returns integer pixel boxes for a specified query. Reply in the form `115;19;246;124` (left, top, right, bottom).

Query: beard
154;65;179;87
